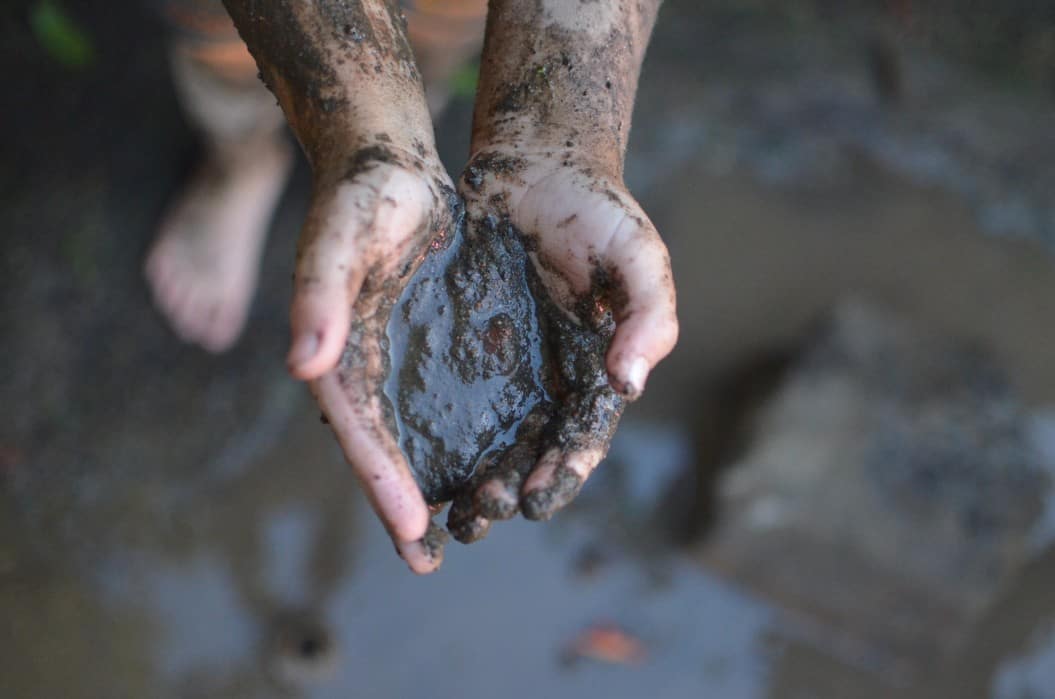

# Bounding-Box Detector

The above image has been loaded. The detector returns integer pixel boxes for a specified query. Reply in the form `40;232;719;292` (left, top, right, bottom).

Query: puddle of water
7;158;1055;698
993;625;1055;699
78;411;776;699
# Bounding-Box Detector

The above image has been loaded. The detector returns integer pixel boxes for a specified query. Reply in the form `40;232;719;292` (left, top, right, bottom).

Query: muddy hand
221;0;457;572
299;149;457;572
447;150;678;539
444;0;675;535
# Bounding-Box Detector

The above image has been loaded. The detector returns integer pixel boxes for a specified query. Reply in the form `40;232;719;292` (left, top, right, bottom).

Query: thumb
287;171;432;380
601;213;679;399
287;184;371;380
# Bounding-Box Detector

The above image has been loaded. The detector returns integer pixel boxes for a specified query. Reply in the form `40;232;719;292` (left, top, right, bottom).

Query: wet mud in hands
382;210;625;540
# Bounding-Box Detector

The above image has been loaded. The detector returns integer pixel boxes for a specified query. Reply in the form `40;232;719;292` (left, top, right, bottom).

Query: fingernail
624;356;650;399
475;479;519;521
521;466;583;521
287;333;319;370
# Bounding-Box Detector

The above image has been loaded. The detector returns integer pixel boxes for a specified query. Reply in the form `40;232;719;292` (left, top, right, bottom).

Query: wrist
309;129;444;185
467;140;624;185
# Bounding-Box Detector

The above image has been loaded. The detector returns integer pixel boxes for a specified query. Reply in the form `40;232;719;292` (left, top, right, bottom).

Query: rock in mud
698;300;1054;682
383;211;618;505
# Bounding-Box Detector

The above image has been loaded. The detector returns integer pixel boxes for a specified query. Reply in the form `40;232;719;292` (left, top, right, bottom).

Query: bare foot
146;137;293;352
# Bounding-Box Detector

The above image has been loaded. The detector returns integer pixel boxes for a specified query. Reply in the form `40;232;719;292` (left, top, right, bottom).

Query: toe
166;285;197;343
182;289;213;345
200;303;240;353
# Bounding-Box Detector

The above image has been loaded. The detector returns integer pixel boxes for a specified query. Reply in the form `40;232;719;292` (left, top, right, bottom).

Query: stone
699;300;1053;681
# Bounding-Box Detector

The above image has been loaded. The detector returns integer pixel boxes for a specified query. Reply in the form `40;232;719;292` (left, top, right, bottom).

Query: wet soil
385;210;619;505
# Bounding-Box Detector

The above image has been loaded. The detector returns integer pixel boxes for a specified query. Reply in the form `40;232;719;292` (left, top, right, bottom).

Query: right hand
287;143;455;574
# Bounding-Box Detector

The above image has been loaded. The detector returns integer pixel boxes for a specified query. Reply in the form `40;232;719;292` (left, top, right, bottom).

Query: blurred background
4;0;1055;697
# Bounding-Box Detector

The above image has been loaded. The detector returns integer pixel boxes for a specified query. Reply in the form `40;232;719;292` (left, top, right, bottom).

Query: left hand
446;146;678;541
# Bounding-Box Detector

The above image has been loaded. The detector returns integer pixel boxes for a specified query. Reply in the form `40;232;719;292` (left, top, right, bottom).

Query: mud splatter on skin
343;144;401;180
223;0;430;171
222;0;452;312
385;211;625;513
521;464;584;521
463;152;527;193
471;0;662;179
428;1;670;531
462;0;675;358
420;521;449;562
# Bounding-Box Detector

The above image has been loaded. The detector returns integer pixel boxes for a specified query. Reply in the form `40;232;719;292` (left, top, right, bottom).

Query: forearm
222;0;436;172
471;0;661;177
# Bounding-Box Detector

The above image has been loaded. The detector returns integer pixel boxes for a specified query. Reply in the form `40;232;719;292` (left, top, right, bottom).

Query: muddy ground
3;0;1055;697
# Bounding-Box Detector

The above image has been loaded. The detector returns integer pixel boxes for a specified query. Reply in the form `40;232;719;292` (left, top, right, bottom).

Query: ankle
208;134;293;179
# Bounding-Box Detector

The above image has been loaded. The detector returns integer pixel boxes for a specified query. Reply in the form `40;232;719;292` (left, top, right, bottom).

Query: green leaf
29;0;95;70
449;61;479;99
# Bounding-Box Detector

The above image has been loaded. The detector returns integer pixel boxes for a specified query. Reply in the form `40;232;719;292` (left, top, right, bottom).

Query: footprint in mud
383;208;624;542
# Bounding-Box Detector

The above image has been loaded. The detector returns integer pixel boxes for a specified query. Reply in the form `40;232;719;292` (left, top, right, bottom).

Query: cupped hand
446;147;678;541
288;144;456;574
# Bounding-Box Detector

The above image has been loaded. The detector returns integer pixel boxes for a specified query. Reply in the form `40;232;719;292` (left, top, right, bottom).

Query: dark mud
384;212;622;507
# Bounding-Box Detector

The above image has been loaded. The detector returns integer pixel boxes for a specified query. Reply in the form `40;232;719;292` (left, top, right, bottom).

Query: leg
404;0;488;114
146;2;293;352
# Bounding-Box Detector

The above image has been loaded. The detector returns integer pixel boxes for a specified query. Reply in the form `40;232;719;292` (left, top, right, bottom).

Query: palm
513;167;647;311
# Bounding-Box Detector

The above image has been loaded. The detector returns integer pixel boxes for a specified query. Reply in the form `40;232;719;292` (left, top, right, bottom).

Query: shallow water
7;162;1055;698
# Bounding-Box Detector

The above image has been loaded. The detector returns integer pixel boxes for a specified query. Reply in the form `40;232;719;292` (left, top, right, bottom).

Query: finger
312;372;430;546
395;521;447;575
472;438;541;521
447;489;493;544
518;387;622;521
287;220;366;380
520;445;606;521
474;476;520;521
288;173;429;381
601;213;678;400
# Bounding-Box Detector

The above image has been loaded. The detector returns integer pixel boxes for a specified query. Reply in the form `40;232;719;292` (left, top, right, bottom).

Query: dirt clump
384;210;622;507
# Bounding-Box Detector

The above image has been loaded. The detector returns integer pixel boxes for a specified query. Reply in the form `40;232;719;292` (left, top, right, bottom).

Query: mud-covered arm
471;0;661;175
452;0;677;529
222;0;434;173
464;0;675;399
222;1;456;575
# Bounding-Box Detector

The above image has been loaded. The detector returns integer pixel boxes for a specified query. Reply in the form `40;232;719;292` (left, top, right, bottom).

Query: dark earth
385;209;623;511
